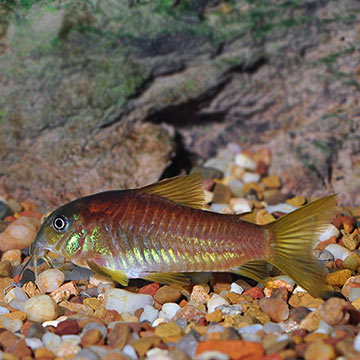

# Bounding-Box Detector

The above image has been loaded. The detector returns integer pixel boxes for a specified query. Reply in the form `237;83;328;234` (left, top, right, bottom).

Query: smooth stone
4;286;28;303
234;154;257;170
42;332;61;351
349;287;360;302
25;337;43;350
122;344;138;360
152;317;168;327
175;333;198;359
154;285;181;304
23;295;58;323
241;333;262;342
9;298;25;311
75;348;100;360
207;294;228;313
229;198;251;214
272;275;296;286
0;201;10;220
196;351;229;360
238;324;264;335
89;345;108;357
36;269;65;293
203;158;228;172
324;244;352;261
354;332;360;352
174;317;187;330
230;282;244;295
82;322;107;339
263;322;283;334
146;348;172;360
243;172;261;183
228;179;245;197
0;306;10;315
104;288;153;315
314;319;333;335
0;316;22;332
316;250;334;264
139;305;159;323
210;203;230;213
266;203;297;214
215;304;242;316
318;224;340;242
159;302;180;321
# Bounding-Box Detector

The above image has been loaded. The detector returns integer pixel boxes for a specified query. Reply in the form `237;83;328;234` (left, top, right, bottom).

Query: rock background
0;0;359;209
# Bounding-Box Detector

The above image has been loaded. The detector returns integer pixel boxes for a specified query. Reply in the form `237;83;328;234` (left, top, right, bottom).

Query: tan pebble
132;337;161;357
190;285;210;304
3;311;27;321
121;312;139;322
223;314;235;327
304;333;328;342
51;290;71;303
204;190;214;204
53;342;81;357
341;230;359;251
0;278;14;302
34;347;56;358
255;209;275;225
304;340;336;360
351;297;360;310
89;273;115;287
342;253;360;271
320;297;351;326
244;303;270;324
36;269;65;293
83;297;101;311
22;281;41;298
262;175;281;189
0;216;41;251
23;295;57;323
225;292;242;304
154;285;181;304
341;275;360;298
288;292;323;309
80;328;103;348
205;309;223;323
243;182;264;197
0;261;11;278
299;309;322;331
59;300;94;316
154;322;181;339
1;250;21;266
107;322;130;349
232;165;245;179
326;269;351;286
286;196;306;207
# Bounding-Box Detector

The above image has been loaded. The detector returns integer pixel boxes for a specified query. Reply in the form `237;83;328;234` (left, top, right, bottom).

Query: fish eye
52;215;70;232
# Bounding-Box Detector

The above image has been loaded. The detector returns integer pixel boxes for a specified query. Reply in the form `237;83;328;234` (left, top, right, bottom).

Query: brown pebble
154;285;181;304
320;297;358;326
174;305;205;322
304;340;336;360
289;307;311;323
259;296;289;323
326;269;351;286
55;319;80;335
154;322;181;339
34;347;56;359
190;285;210;304
0;330;18;351
262;175;281;189
132;336;161;357
205;309;223;323
81;329;104;348
101;309;122;325
212;183;232;203
107;322;130;349
299;309;322;331
0;260;11;277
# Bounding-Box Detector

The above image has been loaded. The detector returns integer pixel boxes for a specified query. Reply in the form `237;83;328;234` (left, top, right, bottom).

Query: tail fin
265;195;338;299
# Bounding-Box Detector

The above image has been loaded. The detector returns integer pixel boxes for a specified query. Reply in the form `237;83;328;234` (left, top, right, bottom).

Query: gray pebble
215;304;242;316
25;337;43;350
176;333;198;359
174;317;188;330
263;322;283;334
89;346;109;358
82;322;107;338
349;288;360;302
316;250;335;264
0;201;10;220
122;344;138;360
75;349;100;360
27;323;46;339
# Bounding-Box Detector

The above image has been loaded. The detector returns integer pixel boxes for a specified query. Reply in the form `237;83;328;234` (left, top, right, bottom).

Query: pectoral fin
231;260;270;285
87;261;129;286
141;272;190;287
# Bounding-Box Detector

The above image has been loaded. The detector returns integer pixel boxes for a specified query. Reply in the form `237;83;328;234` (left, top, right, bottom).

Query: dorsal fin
139;173;205;209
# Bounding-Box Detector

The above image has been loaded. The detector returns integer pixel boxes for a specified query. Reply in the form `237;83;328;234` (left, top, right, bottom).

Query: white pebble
0;306;10;315
36;269;65;293
207;294;228;313
25;337;43;350
243;172;261;183
210;203;230;213
139;305;159;323
0;316;22;332
238;324;263;334
42;316;68;328
4;287;28;303
146;348;172;360
159;303;180;321
152;317;168;327
315;320;333;334
23;295;58;323
9;298;25;311
293;285;307;294
324;244;352;261
122;344;138;360
349;288;360;302
318;224;340;242
62;335;81;346
203;158;227;172
228;179;244;197
230;282;244;295
104;288;153;315
234;153;257;171
42;332;61;351
229;198;251;214
266;203;297;214
196;351;229;360
354;332;360;352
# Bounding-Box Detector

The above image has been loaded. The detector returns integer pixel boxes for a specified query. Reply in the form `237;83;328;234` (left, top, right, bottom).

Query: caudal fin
265;195;338;298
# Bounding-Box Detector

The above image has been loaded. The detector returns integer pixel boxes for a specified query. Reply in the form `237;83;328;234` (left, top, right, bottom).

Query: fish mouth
18;238;54;282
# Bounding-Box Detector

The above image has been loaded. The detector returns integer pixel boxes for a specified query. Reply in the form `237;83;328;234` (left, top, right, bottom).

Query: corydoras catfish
22;174;338;298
